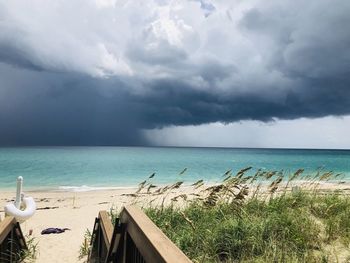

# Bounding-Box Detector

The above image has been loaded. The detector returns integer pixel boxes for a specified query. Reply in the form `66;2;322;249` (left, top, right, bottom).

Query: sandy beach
0;188;141;263
1;182;350;263
0;185;202;263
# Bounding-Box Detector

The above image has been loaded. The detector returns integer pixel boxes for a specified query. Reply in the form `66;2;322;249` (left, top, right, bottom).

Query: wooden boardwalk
89;205;192;263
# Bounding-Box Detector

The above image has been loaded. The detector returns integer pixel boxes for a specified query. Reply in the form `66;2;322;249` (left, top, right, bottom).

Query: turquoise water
0;147;349;191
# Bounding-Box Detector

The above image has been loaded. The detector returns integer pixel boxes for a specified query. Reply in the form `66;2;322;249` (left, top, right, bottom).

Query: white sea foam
58;185;136;192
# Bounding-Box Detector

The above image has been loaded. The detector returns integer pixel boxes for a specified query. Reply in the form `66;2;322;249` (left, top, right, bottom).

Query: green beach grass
109;168;350;262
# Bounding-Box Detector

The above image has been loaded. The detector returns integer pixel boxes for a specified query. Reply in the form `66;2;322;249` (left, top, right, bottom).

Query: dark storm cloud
0;65;145;146
0;0;349;145
0;44;43;71
130;74;350;128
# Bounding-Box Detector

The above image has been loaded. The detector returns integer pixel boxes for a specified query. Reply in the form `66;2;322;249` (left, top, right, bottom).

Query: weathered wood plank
99;211;113;246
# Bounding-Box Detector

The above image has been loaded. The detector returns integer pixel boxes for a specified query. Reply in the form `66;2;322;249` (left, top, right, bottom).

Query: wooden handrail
120;206;192;263
88;211;115;262
0;216;28;263
99;211;113;246
0;217;16;245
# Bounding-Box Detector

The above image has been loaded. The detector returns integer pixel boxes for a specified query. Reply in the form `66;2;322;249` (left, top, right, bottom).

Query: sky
0;0;349;148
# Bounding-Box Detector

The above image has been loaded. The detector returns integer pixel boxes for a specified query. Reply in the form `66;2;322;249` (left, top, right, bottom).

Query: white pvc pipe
15;176;23;209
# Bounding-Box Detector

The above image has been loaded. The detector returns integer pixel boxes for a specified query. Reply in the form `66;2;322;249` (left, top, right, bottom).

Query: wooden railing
0;216;27;263
89;211;114;263
89;206;192;263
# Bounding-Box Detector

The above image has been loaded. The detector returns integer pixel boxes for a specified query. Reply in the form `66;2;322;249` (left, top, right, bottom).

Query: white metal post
15;176;23;209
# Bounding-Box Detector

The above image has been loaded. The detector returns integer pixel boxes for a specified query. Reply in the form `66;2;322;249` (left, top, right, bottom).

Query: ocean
0;147;349;191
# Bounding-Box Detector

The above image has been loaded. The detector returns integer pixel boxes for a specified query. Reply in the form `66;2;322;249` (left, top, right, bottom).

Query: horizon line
0;145;349;151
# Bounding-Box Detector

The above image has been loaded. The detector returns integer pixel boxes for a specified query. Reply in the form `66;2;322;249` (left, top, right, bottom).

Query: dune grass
146;192;350;262
79;229;92;260
0;234;38;263
129;168;350;262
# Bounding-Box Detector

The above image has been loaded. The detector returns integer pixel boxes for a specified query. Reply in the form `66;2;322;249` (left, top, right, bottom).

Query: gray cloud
0;0;349;145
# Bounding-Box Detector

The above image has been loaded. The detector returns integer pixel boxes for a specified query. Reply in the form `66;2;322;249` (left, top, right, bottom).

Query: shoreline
1;177;349;193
